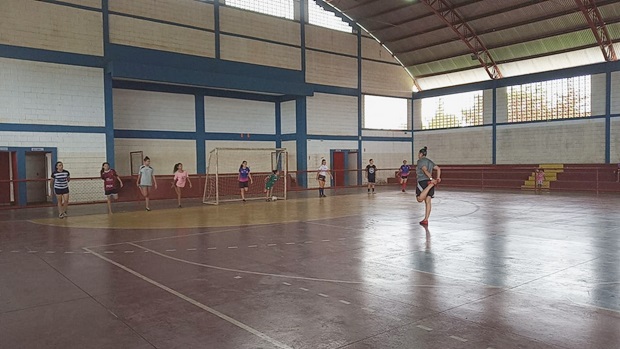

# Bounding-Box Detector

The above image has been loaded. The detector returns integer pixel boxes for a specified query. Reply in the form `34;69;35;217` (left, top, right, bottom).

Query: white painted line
103;251;114;254
282;282;292;286
321;239;330;242
228;246;238;249
83;251;91;254
416;325;433;331
128;243;362;284
299;288;309;291
165;249;176;252
234;276;242;279
339;300;351;305
64;251;75;254
83;247;292;349
45;251;56;254
124;250;135;253
143;250;149;253
11;250;20;253
207;247;217;250
362;307;375;313
285;242;295;245
450;336;468;342
186;248;197;251
304;241;313;244
318;293;329;298
267;244;277;247
248;245;258;248
84;227;243;248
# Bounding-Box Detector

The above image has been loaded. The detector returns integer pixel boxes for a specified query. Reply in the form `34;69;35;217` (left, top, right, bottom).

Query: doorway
331;149;359;187
25;151;51;204
0;152;17;205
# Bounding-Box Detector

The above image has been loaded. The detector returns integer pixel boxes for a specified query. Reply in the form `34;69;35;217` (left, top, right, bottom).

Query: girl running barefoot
50;161;70;219
101;162;123;214
317;159;332;197
137;156;157;211
238;161;253;202
172;163;192;208
415;146;441;225
398;160;411;192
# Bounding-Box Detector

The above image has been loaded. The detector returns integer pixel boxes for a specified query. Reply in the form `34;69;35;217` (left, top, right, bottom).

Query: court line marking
450;335;468;342
83;247;292;349
416;325;433;331
127;243;361;285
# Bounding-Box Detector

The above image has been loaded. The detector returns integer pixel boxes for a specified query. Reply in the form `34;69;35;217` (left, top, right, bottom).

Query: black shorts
368;176;376;183
401;175;408;180
54;188;69;195
239;181;249;188
318;175;326;181
416;180;434;198
105;189;119;196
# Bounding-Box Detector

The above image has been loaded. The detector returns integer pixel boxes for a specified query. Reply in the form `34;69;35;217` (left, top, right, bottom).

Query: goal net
203;148;288;205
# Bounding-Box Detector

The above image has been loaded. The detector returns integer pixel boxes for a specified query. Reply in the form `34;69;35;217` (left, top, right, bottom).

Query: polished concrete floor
1;189;619;349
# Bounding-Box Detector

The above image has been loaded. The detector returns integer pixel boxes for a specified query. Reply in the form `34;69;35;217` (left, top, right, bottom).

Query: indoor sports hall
1;1;619;348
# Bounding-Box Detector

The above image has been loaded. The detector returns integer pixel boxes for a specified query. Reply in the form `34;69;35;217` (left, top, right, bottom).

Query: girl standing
535;168;545;193
398;160;411;192
101;162;123;214
136;156;157;211
317;159;332;197
173;163;192;208
239;161;253;202
50;161;70;219
366;159;377;194
415;146;441;225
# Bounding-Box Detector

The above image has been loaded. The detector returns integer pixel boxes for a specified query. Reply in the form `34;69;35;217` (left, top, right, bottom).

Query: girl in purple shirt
238;161;253;202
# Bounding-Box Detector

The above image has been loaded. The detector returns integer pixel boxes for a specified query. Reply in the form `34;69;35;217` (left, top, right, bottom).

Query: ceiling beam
419;0;502;79
574;0;617;61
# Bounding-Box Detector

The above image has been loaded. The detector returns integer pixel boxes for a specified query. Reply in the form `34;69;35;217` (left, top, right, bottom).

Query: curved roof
324;0;620;90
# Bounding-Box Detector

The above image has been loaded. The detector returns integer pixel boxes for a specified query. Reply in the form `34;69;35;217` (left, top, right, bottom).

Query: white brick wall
109;15;215;58
414;127;493;165
362;130;412;138
0;58;104;127
611;118;620;163
220;7;299;46
305;25;357;56
62;0;101;9
281;140;297;172
281;100;296;134
361;37;395;63
0;0;103;56
114;138;196;176
205;141;276;174
496;119;605;164
362;60;413;98
307;93;358;136
496;87;508;124
113;89;195;132
109;0;214;30
220;34;301;70
483;89;493;124
612;72;620;115
306;51;357;88
0;131;106;178
413;99;422;130
591;73;606;116
205;97;275;134
362;141;412;183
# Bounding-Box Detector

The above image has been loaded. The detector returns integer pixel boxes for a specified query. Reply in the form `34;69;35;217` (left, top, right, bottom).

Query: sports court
1;189;619;348
2;0;620;348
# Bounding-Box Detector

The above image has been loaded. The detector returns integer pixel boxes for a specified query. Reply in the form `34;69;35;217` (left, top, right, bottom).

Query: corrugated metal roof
323;0;620;90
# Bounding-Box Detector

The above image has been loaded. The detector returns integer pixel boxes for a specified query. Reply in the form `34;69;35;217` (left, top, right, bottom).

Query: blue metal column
492;86;497;164
605;70;611;164
275;101;282;148
296;97;308;187
102;0;114;167
357;28;363;185
195;95;206;174
214;0;221;59
16;149;27;206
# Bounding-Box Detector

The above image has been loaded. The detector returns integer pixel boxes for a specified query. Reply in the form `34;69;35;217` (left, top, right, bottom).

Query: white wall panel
281;100;296;134
307;93;358;136
0;58;104;127
205;97;275;134
115;138;196;176
414;127;493;165
113;89;195;132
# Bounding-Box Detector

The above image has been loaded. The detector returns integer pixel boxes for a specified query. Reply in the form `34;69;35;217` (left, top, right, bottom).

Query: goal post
203;148;288;205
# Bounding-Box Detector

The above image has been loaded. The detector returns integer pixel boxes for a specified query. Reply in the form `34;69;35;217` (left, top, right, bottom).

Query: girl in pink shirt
173;163;192;208
535;168;545;193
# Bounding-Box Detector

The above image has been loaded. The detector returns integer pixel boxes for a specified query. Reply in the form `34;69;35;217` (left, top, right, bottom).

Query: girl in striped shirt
50;161;70;219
